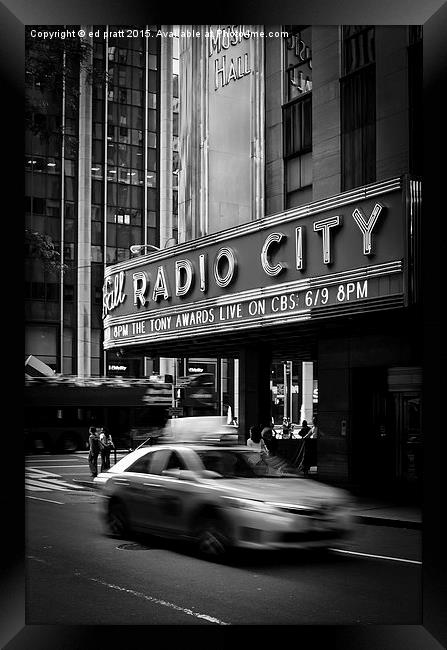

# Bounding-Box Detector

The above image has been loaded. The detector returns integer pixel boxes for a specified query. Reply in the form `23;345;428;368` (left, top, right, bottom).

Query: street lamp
129;244;160;255
129;237;177;255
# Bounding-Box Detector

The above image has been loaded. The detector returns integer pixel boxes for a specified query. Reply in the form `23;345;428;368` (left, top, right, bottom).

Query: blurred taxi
94;442;354;559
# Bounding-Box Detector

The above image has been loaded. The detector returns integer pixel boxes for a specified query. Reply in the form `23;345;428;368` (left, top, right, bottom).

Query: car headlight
222;496;278;514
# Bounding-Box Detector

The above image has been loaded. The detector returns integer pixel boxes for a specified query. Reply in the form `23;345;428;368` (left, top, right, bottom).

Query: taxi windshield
196;449;299;478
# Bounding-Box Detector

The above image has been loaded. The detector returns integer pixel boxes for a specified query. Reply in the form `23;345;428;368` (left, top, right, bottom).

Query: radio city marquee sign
103;178;417;350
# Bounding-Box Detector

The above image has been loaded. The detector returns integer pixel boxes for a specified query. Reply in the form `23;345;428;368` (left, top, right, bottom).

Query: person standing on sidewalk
299;420;312;476
261;424;278;456
99;427;114;472
88;427;100;478
247;425;268;460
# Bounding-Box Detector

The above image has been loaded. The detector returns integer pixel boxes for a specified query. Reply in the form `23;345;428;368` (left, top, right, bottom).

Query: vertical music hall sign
207;25;261;233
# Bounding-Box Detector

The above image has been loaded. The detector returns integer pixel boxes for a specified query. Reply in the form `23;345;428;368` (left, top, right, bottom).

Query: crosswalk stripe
25;481;47;491
25;465;89;470
25;474;87;491
25;478;73;492
27;495;64;504
25;465;91;493
26;468;59;478
36;477;86;490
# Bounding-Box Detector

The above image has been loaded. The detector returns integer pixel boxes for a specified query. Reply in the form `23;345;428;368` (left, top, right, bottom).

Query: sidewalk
298;464;422;530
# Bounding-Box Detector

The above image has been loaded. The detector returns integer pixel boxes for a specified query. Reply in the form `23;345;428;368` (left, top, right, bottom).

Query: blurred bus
24;375;172;453
176;372;218;416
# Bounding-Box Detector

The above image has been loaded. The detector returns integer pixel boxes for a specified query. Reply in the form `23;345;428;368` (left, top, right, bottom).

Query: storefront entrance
351;366;422;490
390;387;422;485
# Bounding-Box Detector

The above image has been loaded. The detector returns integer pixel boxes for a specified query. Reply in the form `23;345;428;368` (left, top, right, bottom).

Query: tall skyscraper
25;25;179;377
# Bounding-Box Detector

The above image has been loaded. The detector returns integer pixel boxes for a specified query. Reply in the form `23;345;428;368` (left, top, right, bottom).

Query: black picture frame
4;1;446;648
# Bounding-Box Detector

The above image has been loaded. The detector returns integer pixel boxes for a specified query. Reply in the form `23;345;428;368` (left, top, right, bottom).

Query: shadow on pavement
110;528;348;569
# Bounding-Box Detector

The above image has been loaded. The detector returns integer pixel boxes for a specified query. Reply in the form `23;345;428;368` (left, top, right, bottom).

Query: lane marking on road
27;553;230;624
26;495;64;505
28;555;51;564
87;576;231;625
329;548;422;565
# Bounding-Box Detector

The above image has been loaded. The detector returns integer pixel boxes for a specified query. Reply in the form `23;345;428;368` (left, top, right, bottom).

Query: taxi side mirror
201;470;222;479
162;469;197;481
162;469;181;478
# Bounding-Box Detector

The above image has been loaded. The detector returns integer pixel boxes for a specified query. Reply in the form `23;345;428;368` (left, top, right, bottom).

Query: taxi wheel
106;501;129;538
194;517;230;559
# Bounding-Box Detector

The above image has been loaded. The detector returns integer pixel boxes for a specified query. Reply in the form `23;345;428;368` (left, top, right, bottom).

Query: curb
353;514;421;530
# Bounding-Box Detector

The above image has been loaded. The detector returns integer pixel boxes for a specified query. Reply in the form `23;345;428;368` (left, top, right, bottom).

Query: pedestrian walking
88;426;100;478
99;427;114;472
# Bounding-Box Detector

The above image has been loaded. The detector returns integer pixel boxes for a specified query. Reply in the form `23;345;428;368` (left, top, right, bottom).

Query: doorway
392;392;422;484
351;367;394;487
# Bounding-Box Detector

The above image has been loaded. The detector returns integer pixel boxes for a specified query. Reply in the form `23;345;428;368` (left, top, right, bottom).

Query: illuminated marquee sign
103;178;419;350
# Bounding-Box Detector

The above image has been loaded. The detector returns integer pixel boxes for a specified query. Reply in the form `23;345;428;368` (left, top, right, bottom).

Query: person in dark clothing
88;427;100;478
299;420;313;476
261;424;278;456
282;417;291;439
299;420;311;438
247;424;261;445
99;427;114;472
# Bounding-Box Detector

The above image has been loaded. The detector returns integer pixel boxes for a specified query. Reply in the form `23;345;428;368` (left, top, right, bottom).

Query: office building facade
25;25;179;377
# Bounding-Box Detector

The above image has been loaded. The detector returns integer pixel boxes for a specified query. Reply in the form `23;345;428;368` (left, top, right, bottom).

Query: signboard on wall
103;178;418;350
207;25;254;233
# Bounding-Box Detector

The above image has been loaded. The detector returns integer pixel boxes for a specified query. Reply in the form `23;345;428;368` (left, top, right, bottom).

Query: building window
25;324;58;370
340;26;376;191
63;284;74;302
284;97;312;158
283;27;312;209
284;26;312;103
91;245;103;263
64;243;75;260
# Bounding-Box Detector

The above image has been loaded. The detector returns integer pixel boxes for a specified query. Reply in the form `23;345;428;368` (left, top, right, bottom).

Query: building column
178;25;208;243
158;29;175;383
300;361;314;424
77;31;93;377
159;26;173;247
311;27;341;201
237;345;272;444
250;30;265;221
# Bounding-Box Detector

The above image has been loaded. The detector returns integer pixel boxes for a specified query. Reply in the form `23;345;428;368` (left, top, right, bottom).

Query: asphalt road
25;453;422;626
